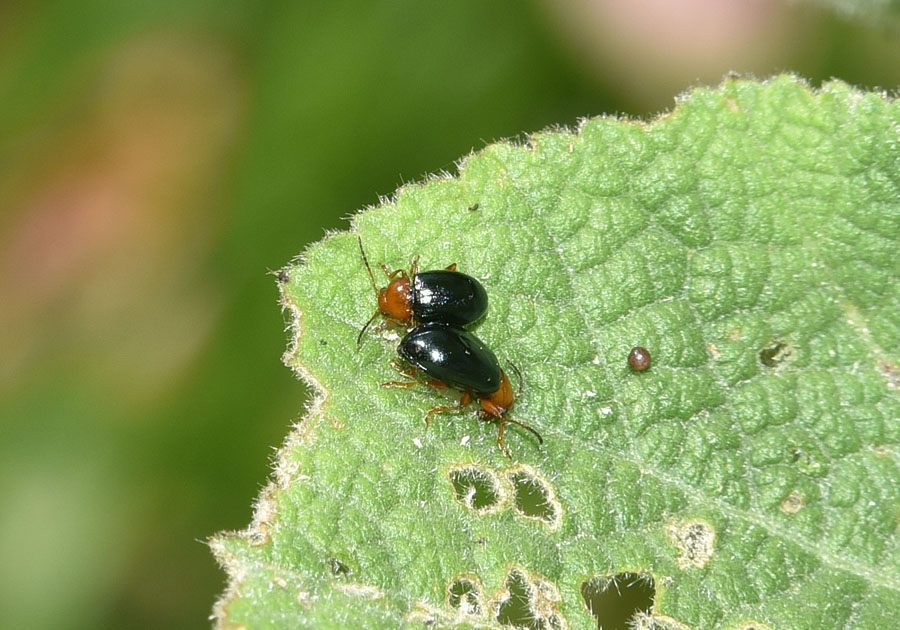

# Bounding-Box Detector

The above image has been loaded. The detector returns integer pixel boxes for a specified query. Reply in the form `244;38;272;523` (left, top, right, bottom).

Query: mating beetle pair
358;238;542;458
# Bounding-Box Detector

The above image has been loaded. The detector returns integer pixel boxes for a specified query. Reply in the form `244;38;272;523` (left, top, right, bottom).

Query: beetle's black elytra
398;322;502;394
412;270;488;327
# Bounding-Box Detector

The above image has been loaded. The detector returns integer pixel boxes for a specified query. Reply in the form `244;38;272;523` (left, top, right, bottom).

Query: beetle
357;237;488;345
384;321;542;458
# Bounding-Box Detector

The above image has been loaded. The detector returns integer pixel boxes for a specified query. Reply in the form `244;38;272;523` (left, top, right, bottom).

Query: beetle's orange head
378;277;412;322
480;371;514;417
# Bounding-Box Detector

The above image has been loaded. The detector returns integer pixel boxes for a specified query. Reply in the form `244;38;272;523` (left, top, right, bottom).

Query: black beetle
385;322;542;458
357;237;487;344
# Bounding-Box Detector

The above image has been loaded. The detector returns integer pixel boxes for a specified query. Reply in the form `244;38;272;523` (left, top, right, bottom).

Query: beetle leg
496;420;513;459
501;417;544;445
474;410;512;457
383;361;448;390
423;392;471;427
480;413;543;459
388;360;418;379
379;263;407;281
383;377;448;389
507;360;524;397
444;263;457;271
408;255;419;278
382;378;447;390
371;320;389;333
382;379;422;389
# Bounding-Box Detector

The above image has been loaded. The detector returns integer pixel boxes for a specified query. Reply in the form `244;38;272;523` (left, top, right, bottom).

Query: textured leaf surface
212;77;900;630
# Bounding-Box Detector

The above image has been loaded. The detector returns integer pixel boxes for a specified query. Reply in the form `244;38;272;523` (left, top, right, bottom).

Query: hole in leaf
496;570;534;628
327;557;352;578
580;572;655;630
494;568;564;630
758;341;790;367
448;575;483;616
448;465;505;513
507;466;562;529
631;611;691;630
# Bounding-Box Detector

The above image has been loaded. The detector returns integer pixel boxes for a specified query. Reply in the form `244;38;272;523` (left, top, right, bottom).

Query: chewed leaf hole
580;572;654;630
758;341;790;367
448;575;484;617
496;570;538;629
493;568;564;630
448;465;506;514
631;612;691;630
506;465;562;530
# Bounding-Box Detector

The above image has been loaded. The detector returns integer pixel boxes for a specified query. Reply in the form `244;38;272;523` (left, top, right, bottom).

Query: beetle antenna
356;310;380;347
358;236;380;295
356;236;382;347
502;416;543;445
508;360;524;397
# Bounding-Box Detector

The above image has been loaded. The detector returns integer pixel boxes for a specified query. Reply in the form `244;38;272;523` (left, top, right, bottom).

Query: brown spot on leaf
666;519;715;569
780;491;805;514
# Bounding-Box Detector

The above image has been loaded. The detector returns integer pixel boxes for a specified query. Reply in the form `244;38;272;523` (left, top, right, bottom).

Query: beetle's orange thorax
479;371;514;418
379;277;412;322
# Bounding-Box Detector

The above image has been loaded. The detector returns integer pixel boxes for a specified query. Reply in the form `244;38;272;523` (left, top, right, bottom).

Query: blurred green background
1;2;898;629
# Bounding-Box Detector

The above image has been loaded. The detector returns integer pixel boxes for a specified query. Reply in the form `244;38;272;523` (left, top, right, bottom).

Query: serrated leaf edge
210;74;900;628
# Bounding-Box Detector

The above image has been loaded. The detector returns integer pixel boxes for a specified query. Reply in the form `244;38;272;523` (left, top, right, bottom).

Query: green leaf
806;0;900;19
211;76;900;630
